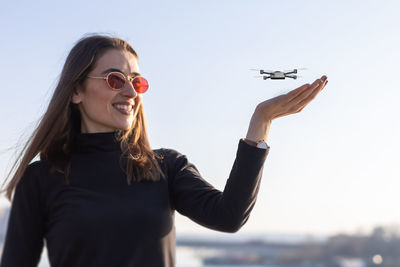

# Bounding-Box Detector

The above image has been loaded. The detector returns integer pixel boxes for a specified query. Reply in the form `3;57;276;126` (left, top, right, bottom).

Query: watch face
256;141;268;149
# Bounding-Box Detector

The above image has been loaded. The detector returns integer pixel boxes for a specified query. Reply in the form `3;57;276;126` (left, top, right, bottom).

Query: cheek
80;89;114;118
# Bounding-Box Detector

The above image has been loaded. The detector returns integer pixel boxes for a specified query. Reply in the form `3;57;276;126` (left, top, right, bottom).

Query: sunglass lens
107;73;125;90
132;77;149;93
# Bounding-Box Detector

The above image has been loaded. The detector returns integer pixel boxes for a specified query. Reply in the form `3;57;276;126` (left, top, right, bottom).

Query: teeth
114;104;133;111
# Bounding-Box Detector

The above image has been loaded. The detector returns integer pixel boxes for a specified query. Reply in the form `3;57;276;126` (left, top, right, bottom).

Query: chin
111;116;135;131
114;122;134;131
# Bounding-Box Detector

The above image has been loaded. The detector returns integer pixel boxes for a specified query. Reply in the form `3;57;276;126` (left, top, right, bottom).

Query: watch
243;138;269;149
256;140;269;149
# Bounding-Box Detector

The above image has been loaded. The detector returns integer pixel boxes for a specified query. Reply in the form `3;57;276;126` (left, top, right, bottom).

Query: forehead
94;49;139;73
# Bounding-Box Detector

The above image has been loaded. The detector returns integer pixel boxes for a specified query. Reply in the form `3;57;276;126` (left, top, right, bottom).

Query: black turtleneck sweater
0;133;269;267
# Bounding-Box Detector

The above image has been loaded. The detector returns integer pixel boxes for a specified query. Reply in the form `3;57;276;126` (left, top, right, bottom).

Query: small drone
251;68;305;80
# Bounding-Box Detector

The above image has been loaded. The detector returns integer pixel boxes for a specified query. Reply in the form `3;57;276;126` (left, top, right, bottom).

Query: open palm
257;75;328;121
245;75;328;143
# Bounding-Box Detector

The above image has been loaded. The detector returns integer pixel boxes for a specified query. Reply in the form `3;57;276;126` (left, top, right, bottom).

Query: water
36;246;204;267
37;247;278;267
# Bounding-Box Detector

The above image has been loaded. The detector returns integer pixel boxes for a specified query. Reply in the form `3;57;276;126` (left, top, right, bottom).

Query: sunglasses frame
87;71;148;93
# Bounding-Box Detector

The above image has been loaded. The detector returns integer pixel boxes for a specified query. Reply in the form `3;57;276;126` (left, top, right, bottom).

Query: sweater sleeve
167;139;269;233
0;163;45;267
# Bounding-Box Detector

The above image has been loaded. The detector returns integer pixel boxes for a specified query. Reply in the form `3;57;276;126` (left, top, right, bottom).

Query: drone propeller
249;69;262;75
292;67;307;71
283;67;307;72
249;69;273;73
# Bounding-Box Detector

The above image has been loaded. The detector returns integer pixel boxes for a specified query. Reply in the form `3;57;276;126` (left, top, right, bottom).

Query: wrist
246;118;271;142
243;138;258;146
242;138;269;149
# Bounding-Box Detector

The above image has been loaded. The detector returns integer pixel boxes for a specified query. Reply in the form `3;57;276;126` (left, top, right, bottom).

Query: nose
120;79;138;99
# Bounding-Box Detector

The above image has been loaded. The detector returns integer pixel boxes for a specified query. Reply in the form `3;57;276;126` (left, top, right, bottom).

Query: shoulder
153;147;194;177
153;147;191;164
17;160;55;190
153;147;183;160
153;147;185;167
24;160;52;179
13;159;64;205
11;161;46;202
26;160;50;173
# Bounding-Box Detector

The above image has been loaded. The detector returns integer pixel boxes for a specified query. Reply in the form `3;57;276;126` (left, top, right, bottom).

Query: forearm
219;139;269;231
171;140;269;233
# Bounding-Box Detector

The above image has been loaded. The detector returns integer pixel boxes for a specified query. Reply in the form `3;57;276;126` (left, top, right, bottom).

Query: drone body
260;69;298;80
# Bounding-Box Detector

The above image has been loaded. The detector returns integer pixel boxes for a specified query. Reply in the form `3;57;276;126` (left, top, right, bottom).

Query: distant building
334;257;366;267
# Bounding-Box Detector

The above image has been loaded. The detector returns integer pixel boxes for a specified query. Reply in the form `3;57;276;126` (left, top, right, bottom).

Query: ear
71;86;83;104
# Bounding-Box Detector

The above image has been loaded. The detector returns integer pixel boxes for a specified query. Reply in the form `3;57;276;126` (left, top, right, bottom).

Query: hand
245;75;328;143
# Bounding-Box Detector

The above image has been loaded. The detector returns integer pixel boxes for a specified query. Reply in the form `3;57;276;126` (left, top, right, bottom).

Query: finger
286;83;311;101
277;76;327;115
284;77;327;114
309;77;325;92
291;77;326;104
285;75;327;102
294;78;327;109
281;79;321;112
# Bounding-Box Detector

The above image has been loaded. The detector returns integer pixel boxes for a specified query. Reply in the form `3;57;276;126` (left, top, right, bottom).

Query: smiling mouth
113;104;134;114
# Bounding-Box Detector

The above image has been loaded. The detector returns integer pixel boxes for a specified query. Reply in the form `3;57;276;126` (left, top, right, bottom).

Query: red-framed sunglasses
87;72;149;93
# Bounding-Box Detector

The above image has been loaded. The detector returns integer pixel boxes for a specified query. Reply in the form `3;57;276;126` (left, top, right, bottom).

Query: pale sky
1;0;399;237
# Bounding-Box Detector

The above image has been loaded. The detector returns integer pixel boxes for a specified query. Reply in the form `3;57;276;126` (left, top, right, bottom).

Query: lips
112;102;134;114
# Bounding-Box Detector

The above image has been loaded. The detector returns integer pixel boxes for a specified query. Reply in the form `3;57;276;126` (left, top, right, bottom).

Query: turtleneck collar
72;132;122;154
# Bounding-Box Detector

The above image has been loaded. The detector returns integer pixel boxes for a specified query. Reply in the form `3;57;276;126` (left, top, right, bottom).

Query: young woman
0;35;328;267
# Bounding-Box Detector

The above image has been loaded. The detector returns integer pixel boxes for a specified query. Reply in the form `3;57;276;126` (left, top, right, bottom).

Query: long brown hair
0;34;163;201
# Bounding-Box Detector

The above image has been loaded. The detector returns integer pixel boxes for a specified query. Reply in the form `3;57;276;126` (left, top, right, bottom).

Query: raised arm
167;75;328;232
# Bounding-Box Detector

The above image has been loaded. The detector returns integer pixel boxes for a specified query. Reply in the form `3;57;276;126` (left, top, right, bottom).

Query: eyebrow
101;68;141;76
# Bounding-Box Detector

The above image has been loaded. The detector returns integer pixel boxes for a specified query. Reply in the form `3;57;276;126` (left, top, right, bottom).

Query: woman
0;35;328;267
